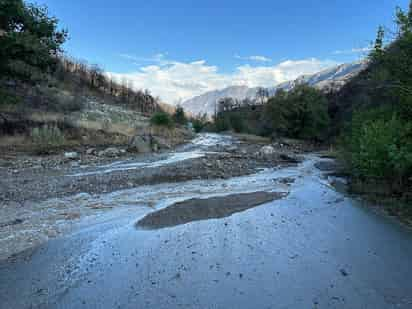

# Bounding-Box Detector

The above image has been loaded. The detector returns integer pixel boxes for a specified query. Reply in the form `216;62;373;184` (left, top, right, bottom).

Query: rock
152;143;159;152
152;136;172;150
70;161;80;168
314;161;340;172
64;152;79;160
226;146;238;153
260;145;275;156
278;177;295;185
279;153;300;163
86;148;96;155
128;135;152;153
340;269;349;277
0;218;24;228
98;147;122;157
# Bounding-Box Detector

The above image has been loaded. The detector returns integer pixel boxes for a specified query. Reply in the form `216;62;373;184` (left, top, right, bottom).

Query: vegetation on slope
337;2;412;203
213;85;329;141
0;0;162;140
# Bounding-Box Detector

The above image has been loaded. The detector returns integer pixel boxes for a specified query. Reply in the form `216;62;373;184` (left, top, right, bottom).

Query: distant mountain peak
181;61;367;116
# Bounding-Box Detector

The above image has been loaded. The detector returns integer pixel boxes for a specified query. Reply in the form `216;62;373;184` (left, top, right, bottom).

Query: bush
213;114;231;132
172;105;187;125
150;111;173;127
342;108;412;184
31;124;65;150
264;85;330;140
191;113;208;133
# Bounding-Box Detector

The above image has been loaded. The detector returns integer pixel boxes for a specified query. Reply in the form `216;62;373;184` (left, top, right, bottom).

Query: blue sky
36;0;409;104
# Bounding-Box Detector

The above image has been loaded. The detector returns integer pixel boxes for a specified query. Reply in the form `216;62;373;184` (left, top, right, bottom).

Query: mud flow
136;191;286;229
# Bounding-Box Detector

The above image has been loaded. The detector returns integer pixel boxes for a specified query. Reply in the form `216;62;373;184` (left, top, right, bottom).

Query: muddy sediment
0;136;301;203
136;191;287;229
0;133;307;260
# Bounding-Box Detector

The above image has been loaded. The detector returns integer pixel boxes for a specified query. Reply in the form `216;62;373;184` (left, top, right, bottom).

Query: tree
150;111;173;127
368;1;412;119
265;85;329;140
191;113;208;133
256;87;269;105
172;105;187;125
0;0;68;81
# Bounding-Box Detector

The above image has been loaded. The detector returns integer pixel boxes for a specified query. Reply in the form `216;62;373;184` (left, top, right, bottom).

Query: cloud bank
333;47;372;55
234;54;272;62
110;55;338;104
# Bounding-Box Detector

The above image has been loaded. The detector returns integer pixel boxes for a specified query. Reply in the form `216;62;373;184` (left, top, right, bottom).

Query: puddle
136;191;287;230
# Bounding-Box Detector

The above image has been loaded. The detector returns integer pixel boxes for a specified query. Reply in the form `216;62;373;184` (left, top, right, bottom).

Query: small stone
340;269;348;277
64;152;79;160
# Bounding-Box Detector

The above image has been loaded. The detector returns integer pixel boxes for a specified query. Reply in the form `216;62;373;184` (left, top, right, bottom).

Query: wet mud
136;191;287;229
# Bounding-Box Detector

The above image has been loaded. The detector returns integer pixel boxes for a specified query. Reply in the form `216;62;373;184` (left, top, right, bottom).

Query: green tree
150;111;173;127
191;113;208;133
265;85;329;140
369;2;412;119
0;0;67;81
172;105;187;125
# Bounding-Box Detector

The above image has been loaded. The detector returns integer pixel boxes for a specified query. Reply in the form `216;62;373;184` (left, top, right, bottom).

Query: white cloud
333;47;372;55
109;55;338;104
235;54;272;62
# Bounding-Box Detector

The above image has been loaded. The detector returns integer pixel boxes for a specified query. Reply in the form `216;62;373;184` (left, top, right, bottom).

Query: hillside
0;2;192;154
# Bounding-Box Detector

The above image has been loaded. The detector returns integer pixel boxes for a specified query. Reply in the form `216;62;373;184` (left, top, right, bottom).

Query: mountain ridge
182;61;367;116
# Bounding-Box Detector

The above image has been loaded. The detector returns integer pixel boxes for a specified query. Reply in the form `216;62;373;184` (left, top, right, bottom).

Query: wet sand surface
137;191;287;230
1;134;412;308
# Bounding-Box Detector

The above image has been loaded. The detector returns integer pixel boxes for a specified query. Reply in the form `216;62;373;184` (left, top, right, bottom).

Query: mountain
181;86;258;117
274;61;367;93
182;61;367;116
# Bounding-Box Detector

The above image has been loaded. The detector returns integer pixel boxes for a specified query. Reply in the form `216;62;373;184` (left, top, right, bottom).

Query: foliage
367;3;412;120
342;108;412;183
213;114;231;132
264;85;330;140
31;124;65;149
213;111;246;133
150;111;173;127
0;0;68;82
191;113;208;133
339;1;412;199
172;105;187;125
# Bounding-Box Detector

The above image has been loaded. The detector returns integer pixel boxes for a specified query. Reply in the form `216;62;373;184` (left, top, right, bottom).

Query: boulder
279;153;300;163
86;148;96;155
64;152;79;160
98;147;122;157
260;145;275;156
128;135;152;153
152;135;172;150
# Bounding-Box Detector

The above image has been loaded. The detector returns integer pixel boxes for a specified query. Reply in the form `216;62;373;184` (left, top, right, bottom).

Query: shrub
342;108;412;185
213;114;231;132
150;111;173;127
191;113;208;133
228;112;245;133
264;85;330;140
172;105;187;125
31;124;65;150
